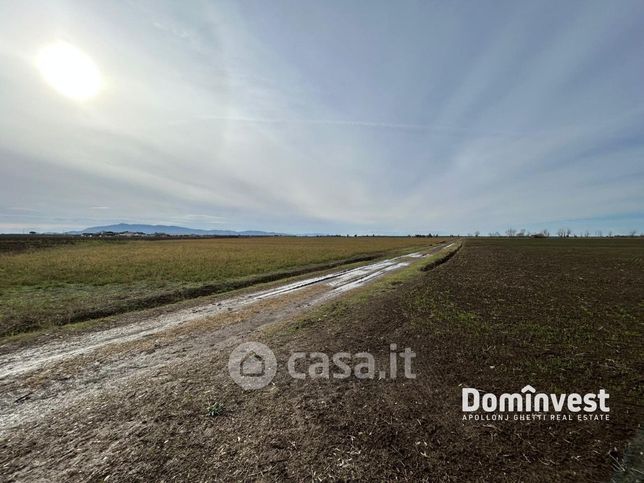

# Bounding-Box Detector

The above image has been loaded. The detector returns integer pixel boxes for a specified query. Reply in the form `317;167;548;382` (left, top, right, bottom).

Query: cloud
0;0;642;234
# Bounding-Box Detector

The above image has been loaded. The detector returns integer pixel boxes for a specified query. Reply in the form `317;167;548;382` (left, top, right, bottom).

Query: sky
1;0;643;235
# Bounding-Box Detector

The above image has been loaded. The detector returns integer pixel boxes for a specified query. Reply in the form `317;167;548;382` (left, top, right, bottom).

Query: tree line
480;228;641;238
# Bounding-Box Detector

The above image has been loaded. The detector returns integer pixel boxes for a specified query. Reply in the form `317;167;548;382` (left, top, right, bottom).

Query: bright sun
36;41;102;101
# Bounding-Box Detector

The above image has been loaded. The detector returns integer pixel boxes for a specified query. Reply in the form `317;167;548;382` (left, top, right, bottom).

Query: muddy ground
0;239;642;481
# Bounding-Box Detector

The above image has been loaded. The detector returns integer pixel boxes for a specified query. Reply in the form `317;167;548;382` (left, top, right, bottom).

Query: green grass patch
0;236;443;337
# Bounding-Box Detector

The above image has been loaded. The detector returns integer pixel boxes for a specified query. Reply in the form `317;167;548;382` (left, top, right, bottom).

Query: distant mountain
67;223;286;236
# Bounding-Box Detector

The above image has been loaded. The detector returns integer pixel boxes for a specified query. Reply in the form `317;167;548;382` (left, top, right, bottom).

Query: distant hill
67;223;286;236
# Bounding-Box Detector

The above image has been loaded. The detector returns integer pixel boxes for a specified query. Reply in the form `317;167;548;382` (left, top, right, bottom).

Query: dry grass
0;236;440;336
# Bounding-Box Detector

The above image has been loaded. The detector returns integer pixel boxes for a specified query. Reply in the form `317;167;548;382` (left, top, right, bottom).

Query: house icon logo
240;350;265;377
228;342;277;390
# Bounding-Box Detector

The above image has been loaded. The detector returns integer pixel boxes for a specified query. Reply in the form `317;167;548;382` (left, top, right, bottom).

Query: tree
474;230;480;237
629;230;637;237
557;228;566;237
595;230;603;237
542;229;550;237
505;228;517;237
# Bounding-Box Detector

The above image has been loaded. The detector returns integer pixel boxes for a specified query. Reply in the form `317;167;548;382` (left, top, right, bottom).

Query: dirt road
0;243;449;437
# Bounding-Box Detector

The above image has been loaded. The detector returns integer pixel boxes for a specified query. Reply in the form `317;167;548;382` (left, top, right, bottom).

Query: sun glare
36;41;102;101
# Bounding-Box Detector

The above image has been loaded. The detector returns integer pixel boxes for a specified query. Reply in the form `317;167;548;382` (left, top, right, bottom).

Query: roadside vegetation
0;236;441;337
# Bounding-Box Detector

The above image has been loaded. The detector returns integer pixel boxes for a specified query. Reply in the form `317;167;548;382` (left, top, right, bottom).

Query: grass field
0;236;440;337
